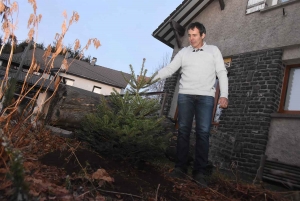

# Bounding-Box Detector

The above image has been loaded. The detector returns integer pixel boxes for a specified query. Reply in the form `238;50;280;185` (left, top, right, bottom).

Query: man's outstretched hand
218;97;228;108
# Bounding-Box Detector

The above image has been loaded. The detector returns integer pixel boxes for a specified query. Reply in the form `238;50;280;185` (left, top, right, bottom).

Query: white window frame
279;65;300;113
246;0;292;14
93;86;102;94
246;0;266;14
65;78;74;86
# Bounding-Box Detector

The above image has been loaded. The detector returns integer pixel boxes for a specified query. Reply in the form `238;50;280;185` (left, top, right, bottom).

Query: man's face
188;28;206;49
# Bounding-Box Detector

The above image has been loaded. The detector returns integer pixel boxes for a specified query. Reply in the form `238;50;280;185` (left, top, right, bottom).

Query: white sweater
154;43;228;98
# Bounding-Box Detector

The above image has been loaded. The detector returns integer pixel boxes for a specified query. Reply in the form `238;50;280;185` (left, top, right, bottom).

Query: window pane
246;4;265;14
266;0;278;6
93;87;101;94
284;67;300;110
248;0;264;6
65;79;74;86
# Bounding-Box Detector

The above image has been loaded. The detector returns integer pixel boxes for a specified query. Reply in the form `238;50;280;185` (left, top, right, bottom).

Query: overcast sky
10;0;183;75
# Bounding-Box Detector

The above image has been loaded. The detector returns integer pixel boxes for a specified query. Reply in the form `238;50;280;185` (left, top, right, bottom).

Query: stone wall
162;71;179;117
46;84;103;130
209;48;285;176
162;46;181;117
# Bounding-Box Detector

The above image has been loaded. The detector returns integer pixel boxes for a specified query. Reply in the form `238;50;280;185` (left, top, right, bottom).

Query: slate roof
0;69;56;91
152;0;213;48
0;48;131;89
152;0;188;36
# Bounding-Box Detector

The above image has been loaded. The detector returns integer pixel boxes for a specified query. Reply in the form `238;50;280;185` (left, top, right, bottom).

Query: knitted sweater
154;43;228;98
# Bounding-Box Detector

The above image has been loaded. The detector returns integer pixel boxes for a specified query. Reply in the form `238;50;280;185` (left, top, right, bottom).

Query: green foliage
8;150;29;200
123;58;159;94
3;78;17;108
78;59;169;164
0;36;45;54
1;133;29;200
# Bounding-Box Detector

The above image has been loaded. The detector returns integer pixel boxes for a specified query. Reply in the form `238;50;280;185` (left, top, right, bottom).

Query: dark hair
187;22;206;36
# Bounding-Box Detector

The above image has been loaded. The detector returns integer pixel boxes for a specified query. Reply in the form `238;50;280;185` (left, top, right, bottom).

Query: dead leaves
84;38;101;50
0;2;6;13
70;11;80;24
62;10;67;19
10;2;18;13
61;58;69;71
23;161;35;170
74;39;80;51
27;14;35;28
62;19;67;36
28;57;40;74
92;169;114;187
0;180;12;191
0;168;8;174
27;28;35;41
26;177;69;197
28;0;37;14
26;0;42;42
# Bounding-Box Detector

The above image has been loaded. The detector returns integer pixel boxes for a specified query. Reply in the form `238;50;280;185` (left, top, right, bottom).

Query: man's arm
218;73;228;108
153;49;183;81
214;47;229;108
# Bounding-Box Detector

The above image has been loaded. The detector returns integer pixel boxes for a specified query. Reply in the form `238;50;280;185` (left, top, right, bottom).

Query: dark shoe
193;172;208;188
168;167;187;179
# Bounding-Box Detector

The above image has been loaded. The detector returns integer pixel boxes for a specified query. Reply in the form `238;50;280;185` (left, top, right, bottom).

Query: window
93;86;102;94
246;0;292;14
279;65;300;113
266;0;291;6
246;0;266;14
64;78;74;86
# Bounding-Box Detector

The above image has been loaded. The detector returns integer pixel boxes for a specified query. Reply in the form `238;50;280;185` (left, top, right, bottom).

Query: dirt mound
40;149;182;200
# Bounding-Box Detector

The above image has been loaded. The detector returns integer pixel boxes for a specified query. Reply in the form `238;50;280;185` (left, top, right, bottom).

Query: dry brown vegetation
0;0;299;200
1;124;298;200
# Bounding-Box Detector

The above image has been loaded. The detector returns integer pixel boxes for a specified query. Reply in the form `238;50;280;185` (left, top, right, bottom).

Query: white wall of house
181;0;300;58
266;116;300;166
59;73;123;95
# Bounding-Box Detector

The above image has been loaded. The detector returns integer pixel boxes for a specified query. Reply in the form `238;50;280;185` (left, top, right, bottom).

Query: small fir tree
78;59;170;164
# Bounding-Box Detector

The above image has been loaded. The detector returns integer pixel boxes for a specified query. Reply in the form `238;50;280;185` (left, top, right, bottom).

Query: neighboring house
0;48;131;96
0;48;131;126
152;0;300;186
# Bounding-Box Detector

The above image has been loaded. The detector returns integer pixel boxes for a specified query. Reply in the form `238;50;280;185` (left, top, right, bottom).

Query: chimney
90;57;97;66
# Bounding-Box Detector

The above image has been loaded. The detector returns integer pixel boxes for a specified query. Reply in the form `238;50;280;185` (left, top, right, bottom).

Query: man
153;22;228;187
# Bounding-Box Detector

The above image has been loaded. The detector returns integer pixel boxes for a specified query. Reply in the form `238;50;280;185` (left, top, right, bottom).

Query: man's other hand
218;97;228;108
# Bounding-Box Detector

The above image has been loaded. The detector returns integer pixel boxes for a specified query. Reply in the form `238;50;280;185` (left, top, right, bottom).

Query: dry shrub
0;0;100;199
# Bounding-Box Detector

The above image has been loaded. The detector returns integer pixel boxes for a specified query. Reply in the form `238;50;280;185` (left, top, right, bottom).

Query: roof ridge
1;48;131;88
71;61;129;87
73;59;131;75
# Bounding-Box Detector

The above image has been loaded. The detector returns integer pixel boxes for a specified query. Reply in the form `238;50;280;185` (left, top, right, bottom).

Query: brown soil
39;149;183;200
0;124;294;201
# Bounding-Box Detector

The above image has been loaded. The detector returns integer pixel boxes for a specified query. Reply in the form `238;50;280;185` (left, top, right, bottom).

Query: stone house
152;0;300;186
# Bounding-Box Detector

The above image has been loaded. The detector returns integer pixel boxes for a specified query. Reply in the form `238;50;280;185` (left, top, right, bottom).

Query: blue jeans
176;94;214;174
